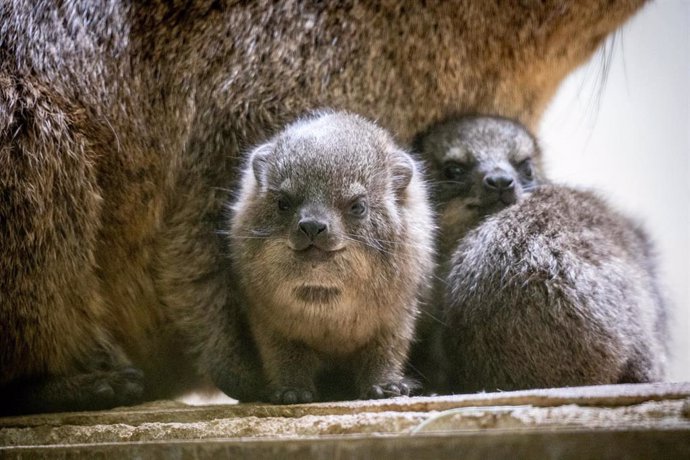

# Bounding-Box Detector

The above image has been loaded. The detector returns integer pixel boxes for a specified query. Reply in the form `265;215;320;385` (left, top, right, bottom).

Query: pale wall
539;0;689;381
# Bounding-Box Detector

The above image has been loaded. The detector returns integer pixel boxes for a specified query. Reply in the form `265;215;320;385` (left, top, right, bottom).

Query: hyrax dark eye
349;200;368;217
518;159;533;179
277;196;291;211
443;162;466;180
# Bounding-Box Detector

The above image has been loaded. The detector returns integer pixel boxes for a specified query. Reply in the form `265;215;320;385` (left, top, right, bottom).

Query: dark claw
282;390;298;404
299;389;314;403
367;385;385;399
270;387;315;405
270;390;284;404
364;381;410;400
122;381;144;399
94;381;115;398
110;367;145;405
121;367;145;381
399;382;410;396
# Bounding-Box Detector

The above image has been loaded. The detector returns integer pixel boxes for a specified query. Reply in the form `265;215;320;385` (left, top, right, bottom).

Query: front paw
269;387;316;405
68;366;144;410
91;367;145;406
0;367;145;415
362;380;411;400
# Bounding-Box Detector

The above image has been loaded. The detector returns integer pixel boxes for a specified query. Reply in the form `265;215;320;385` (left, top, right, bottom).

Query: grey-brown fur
229;111;434;403
413;115;668;393
0;0;645;414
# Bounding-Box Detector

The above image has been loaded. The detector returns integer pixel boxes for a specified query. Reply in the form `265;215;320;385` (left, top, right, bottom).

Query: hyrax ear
250;142;274;187
390;149;415;198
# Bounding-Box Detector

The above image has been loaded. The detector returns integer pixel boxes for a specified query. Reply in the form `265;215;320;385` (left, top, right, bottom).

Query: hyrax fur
413;115;668;393
1;0;644;414
229;111;434;403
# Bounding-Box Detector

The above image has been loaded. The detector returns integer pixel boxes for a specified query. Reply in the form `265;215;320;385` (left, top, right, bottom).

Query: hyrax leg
152;180;266;402
252;331;320;404
353;333;412;400
0;78;142;414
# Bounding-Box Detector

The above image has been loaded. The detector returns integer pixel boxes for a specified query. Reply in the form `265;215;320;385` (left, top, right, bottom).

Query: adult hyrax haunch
415;115;668;393
229;111;434;404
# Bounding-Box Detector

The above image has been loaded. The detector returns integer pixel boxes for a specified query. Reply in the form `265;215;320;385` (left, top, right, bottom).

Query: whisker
523;183;542;193
405;361;429;383
419;307;448;327
431;273;450;288
212;186;235;194
224;235;276;240
222;227;282;240
340;234;390;254
342;232;434;252
431;180;467;186
250;228;277;237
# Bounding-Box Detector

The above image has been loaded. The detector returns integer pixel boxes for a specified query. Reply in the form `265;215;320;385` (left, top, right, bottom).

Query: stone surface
1;382;689;458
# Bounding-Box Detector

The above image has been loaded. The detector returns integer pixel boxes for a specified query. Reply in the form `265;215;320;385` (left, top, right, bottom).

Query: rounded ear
390;149;414;198
250;143;273;187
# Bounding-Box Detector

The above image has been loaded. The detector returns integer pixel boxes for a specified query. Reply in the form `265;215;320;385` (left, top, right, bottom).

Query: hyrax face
230;112;427;338
414;115;543;248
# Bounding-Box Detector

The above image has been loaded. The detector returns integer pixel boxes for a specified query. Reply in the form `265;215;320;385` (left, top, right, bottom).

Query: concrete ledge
4;429;690;460
1;382;689;458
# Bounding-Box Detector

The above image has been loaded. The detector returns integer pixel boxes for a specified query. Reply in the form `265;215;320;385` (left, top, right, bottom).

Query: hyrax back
229;111;434;403
415;115;668;392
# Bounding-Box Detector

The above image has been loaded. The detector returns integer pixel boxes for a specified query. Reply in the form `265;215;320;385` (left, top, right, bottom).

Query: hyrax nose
298;219;328;240
483;174;515;192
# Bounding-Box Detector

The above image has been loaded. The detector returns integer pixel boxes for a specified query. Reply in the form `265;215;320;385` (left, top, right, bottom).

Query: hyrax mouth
293;245;343;263
293;285;342;303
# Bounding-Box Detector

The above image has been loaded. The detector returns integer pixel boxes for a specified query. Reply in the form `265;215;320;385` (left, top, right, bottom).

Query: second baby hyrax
413;115;668;393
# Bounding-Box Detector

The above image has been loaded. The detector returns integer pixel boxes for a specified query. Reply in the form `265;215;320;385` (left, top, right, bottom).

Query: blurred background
539;0;689;381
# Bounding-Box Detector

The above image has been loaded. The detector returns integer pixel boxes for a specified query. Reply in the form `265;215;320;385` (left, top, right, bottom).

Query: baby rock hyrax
414;115;668;393
229;111;434;403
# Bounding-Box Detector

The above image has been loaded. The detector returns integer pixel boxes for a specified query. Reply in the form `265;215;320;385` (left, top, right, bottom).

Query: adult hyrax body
1;1;645;414
229;112;434;403
415;115;668;393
